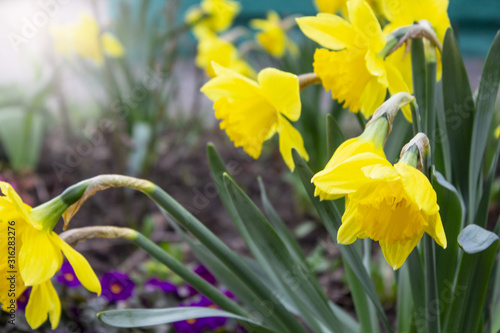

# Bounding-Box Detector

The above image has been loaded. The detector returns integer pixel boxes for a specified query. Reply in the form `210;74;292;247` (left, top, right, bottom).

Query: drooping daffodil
250;11;299;58
201;63;309;170
185;0;241;33
0;182;101;329
50;13;124;64
193;27;255;78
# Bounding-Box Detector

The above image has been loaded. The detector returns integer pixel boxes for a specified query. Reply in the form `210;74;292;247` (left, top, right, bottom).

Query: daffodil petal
348;0;385;51
359;76;387;119
258;68;301;121
101;32;124;58
25;281;61;330
424;213;447;249
338;210;364;244
52;234;101;295
19;228;62;286
386;63;412;122
313;152;391;199
380;235;422;270
278;115;309;171
395;162;440;215
296;14;355;50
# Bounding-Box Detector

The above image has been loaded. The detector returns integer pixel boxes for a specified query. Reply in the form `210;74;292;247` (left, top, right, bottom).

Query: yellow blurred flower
338;160;447;269
495;125;500;139
297;0;411;120
50;13;124;64
313;0;381;17
381;0;451;81
194;27;255;78
0;182;101;329
201;63;309;170
250;11;299;58
185;0;241;33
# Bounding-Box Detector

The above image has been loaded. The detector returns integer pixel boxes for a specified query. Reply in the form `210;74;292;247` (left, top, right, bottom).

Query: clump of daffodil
201;63;309;170
338;135;447;269
0;182;100;329
381;0;450;82
312;92;414;200
185;0;241;33
297;0;411;120
50;13;124;65
250;11;299;58
194;27;255;78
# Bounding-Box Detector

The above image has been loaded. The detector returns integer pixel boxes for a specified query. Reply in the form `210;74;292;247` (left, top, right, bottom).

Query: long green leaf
442;28;475;205
224;173;343;332
292;150;392;333
469;31;500;219
443;226;500;333
147;187;304;333
432;170;464;315
98;307;265;329
326;113;345;158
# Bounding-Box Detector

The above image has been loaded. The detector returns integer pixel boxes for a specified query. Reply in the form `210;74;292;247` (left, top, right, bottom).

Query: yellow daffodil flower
312;116;390;200
194;27;255;78
250;11;299;58
381;0;451;81
338;159;447;269
50;13;124;64
495;125;500;139
201;63;309;170
185;0;241;33
0;182;101;329
297;0;411;120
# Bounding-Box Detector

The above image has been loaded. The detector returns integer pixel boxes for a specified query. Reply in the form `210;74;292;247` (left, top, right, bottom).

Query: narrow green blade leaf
148;184;302;333
442;28;475;204
469;31;500;216
458;224;500;254
326;113;345;159
224;173;343;332
433;170;464;299
98;307;265;329
292;150;392;333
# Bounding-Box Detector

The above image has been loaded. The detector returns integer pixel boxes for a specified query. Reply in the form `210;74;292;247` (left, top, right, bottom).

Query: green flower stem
424;41;438;165
424;234;440;333
410;101;422;135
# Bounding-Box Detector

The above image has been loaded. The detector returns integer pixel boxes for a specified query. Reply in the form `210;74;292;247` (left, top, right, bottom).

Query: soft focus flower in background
297;0;411;120
101;271;135;302
193;264;217;285
185;0;241;33
0;182;101;329
201;63;309;170
56;261;82;288
250;11;299;58
338;160;447;269
16;288;31;312
193;26;256;78
144;277;179;297
50;13;124;65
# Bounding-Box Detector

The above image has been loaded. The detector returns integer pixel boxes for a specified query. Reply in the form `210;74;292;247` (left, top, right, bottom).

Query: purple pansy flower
57;261;81;287
144;278;179;297
194;265;217;285
172;295;228;332
16;288;30;311
101;271;135;302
